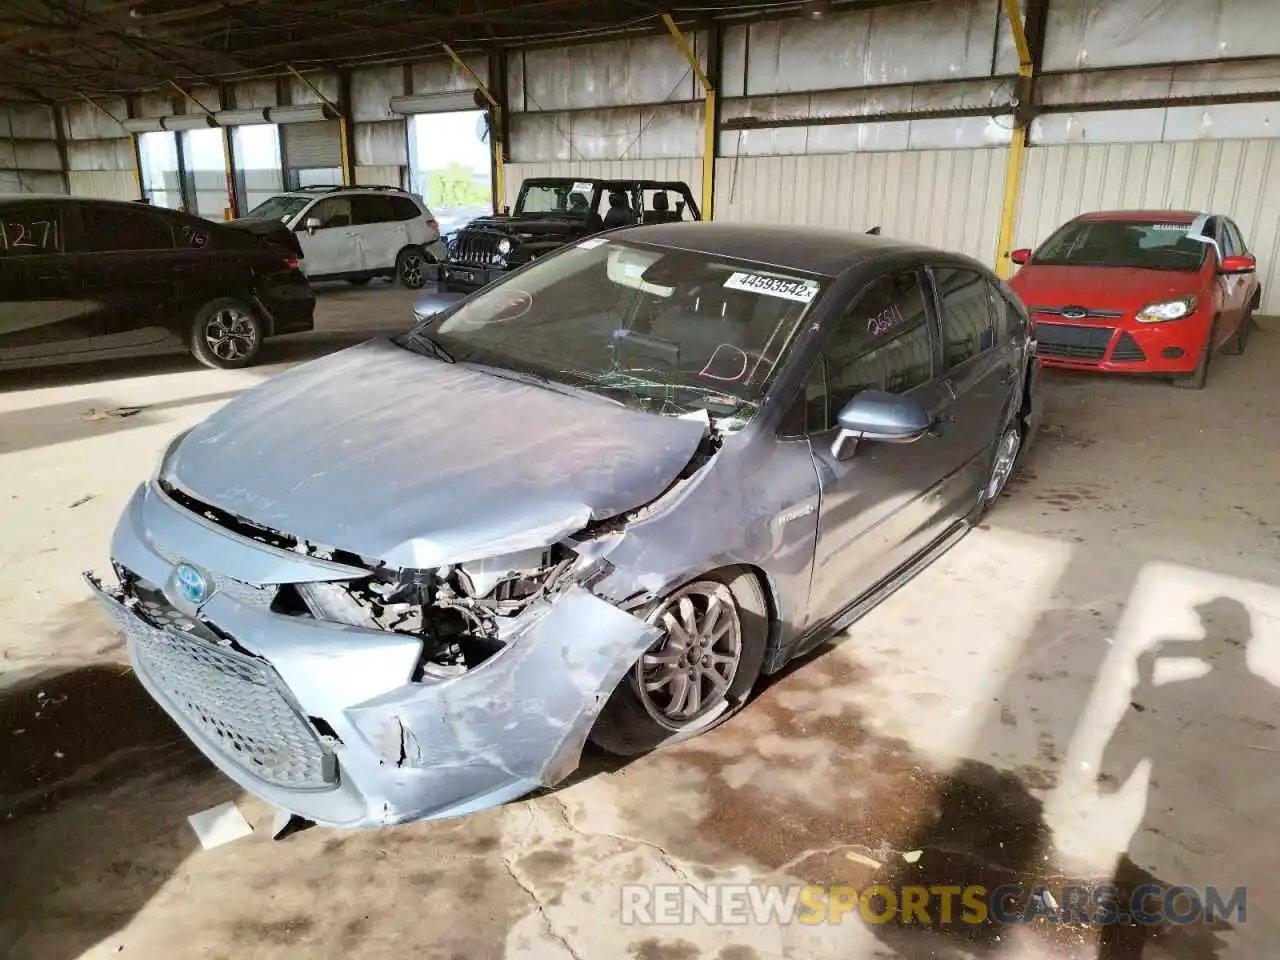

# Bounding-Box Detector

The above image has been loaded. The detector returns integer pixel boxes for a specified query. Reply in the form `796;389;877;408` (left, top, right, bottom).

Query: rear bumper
1033;315;1209;375
258;278;316;337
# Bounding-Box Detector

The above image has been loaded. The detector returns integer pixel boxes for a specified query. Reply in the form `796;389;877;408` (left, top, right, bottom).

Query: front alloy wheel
636;582;743;729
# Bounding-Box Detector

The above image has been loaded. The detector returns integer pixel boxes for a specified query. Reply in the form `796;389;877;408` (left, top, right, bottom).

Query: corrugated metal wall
67;169;138;200
503;158;702;210
714;150;1008;264
1017;140;1280;313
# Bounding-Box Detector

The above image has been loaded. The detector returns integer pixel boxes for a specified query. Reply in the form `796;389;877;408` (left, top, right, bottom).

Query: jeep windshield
242;195;313;222
399;239;823;423
514;182;597;219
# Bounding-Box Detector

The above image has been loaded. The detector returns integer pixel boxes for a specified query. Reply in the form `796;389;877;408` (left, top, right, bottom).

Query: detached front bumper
87;482;659;828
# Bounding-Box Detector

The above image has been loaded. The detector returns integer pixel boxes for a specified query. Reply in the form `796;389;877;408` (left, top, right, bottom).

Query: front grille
1030;305;1126;320
1035;322;1114;363
109;592;335;789
1111;332;1146;362
448;230;506;267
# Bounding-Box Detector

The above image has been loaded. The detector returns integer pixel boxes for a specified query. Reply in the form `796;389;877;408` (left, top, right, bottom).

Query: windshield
1033;219;1208;271
242;195;312;223
401;239;823;422
515;182;596;218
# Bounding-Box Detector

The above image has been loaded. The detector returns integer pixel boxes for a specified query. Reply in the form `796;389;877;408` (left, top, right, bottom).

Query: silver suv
239;185;447;289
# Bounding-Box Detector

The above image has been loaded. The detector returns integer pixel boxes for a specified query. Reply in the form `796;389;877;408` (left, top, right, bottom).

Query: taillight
428;218;439;231
283;256;301;271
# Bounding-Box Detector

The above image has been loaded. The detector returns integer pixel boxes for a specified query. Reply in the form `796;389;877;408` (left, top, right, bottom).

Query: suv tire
396;246;430;290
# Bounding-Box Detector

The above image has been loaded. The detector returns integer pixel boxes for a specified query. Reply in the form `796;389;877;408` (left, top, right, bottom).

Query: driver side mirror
303;216;321;235
830;390;934;461
1009;248;1031;265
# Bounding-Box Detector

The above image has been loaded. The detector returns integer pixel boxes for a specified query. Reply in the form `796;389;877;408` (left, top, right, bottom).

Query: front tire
590;571;769;757
189;298;262;370
396;246;430;290
1172;316;1215;390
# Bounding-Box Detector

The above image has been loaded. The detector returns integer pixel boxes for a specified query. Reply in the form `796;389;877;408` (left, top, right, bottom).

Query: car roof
0;194;202;219
1074;209;1205;223
613;221;957;278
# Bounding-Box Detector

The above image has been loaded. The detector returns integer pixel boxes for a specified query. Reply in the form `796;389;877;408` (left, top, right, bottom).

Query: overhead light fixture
801;0;834;18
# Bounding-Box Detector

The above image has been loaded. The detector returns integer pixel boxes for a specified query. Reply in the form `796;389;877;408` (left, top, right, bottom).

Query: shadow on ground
0;666;221;960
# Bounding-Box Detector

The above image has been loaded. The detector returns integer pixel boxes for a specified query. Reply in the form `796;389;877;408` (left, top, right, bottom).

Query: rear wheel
590;571;769;757
396;246;430;289
189;298;262;370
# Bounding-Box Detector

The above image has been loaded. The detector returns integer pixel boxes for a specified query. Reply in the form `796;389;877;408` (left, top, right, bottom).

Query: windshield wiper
402;329;455;364
470;364;626;407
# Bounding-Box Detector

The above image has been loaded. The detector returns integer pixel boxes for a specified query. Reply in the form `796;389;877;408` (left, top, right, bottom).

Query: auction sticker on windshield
724;272;818;303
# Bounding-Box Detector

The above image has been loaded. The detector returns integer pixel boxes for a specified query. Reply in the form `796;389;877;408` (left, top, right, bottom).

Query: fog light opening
1161;347;1186;359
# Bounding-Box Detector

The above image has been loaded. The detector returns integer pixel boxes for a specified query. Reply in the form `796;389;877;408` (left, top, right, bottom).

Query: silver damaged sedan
87;222;1042;828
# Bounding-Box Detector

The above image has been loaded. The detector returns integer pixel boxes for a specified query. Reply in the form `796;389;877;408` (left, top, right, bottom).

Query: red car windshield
1033;220;1209;272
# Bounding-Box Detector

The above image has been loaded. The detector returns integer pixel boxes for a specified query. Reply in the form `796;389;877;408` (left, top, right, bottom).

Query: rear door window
933;267;996;369
352;195;398;225
0;205;63;257
76;206;174;253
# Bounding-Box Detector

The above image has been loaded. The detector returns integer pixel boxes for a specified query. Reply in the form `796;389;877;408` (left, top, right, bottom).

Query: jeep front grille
449;230;506;267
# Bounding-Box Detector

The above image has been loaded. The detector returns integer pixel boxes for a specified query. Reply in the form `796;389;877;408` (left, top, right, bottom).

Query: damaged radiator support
273;546;580;681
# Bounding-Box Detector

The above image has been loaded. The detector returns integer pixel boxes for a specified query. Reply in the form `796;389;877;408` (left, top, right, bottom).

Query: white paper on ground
188;801;254;850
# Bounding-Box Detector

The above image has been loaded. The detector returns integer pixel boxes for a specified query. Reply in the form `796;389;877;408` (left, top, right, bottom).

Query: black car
0;196;315;372
438;177;701;292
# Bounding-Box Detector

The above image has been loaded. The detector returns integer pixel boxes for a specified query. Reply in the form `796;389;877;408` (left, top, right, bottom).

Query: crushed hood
162;338;707;569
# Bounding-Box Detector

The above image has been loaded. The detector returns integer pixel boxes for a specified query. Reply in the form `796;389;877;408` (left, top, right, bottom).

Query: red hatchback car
1008;211;1261;389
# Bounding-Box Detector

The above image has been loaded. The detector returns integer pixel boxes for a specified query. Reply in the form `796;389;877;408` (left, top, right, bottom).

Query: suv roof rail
292;183;408;194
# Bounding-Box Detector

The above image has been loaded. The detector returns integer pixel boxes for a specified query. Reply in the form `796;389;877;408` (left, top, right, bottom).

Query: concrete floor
1;283;1277;960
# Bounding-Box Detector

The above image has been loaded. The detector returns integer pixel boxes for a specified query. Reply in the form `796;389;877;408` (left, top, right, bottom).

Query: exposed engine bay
274;547;579;680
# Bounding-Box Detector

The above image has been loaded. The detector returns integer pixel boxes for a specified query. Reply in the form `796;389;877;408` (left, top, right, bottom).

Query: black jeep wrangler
437;177;701;293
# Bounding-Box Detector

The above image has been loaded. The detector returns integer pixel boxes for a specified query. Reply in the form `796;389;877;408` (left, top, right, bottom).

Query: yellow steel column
442;44;504;212
995;0;1033;278
286;65;352;185
662;13;715;220
221;126;238;218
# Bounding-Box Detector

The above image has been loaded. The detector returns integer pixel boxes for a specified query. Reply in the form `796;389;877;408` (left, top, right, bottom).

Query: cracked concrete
1;296;1277;959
